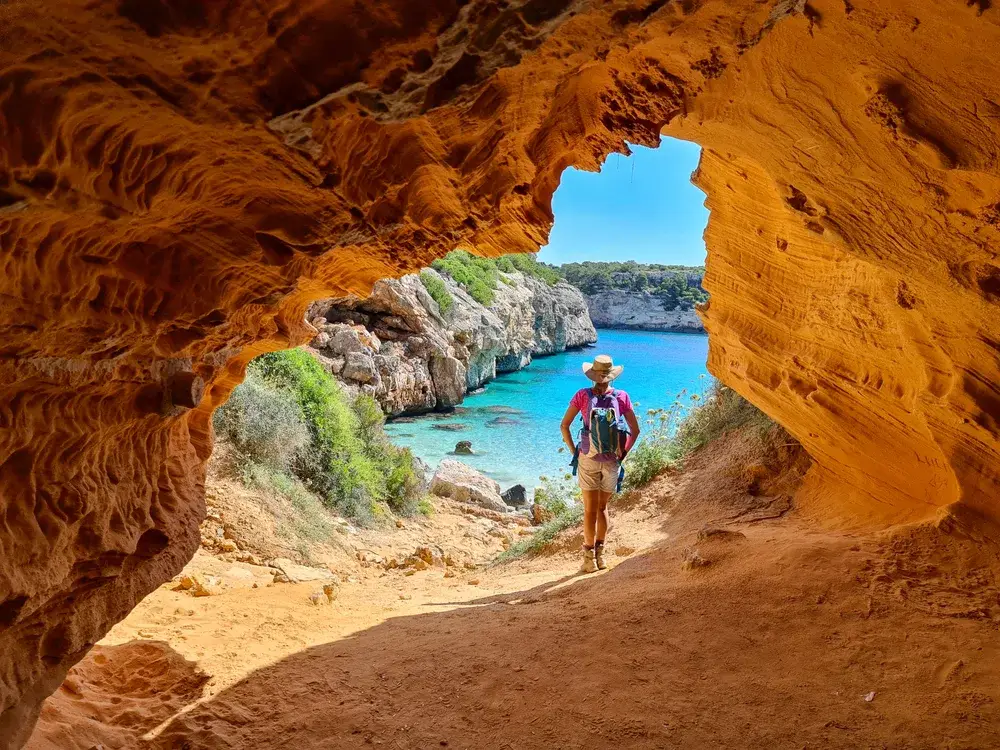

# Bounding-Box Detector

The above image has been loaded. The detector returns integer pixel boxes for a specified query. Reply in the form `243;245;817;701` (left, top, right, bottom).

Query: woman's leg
595;491;612;543
581;489;600;547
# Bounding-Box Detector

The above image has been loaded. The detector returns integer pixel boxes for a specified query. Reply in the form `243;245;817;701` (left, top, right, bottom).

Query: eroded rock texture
0;0;998;745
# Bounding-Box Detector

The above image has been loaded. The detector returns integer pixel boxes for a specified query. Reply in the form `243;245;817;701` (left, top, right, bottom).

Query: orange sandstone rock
0;0;998;746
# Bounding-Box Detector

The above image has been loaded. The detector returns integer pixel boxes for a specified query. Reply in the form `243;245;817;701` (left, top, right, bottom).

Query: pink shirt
570;387;634;460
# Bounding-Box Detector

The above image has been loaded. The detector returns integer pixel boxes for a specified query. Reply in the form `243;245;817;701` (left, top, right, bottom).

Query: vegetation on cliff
419;270;454;314
214;349;423;524
430;250;561;306
560;261;708;310
428;253;708;313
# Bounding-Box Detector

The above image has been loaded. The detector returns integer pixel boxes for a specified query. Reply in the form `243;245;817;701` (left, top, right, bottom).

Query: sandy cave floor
26;465;1000;750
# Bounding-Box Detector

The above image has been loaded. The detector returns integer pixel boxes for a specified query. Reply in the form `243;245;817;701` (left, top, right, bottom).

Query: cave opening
202;134;719;534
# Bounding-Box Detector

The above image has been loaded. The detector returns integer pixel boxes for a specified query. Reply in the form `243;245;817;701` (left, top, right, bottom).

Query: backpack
585;389;630;458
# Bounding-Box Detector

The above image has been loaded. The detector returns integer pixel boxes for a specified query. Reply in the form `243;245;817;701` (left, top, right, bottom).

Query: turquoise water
385;330;710;491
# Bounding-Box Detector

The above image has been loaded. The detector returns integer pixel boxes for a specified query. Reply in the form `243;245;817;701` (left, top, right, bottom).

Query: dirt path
27;487;671;750
27;459;1000;749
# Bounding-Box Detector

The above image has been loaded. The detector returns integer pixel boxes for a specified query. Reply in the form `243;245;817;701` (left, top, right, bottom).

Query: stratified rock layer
1;0;999;745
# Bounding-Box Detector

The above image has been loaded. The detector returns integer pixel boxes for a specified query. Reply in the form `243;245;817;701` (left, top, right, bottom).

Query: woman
560;354;640;573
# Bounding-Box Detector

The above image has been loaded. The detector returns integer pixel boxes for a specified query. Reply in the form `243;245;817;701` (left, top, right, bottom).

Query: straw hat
582;354;623;383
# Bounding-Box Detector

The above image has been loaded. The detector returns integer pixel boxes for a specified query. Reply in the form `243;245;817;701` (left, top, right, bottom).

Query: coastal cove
385;329;710;491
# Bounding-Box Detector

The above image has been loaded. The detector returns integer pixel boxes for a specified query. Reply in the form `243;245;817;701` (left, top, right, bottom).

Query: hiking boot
595;544;607;571
579;547;597;574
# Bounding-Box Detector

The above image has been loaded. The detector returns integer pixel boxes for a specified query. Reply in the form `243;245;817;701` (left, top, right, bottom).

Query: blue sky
537;136;708;267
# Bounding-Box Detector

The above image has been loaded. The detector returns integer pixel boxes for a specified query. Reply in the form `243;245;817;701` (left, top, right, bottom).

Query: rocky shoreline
308;269;596;416
585;290;705;332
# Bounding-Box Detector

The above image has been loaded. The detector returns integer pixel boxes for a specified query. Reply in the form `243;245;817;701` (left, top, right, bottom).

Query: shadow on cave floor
140;512;1000;750
27;640;208;750
422;573;582;607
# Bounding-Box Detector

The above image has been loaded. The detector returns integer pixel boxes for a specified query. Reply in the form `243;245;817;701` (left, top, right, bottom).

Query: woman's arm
623;410;641;457
560;404;580;453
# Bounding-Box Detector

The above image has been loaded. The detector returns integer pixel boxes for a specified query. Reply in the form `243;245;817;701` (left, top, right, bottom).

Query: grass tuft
494;505;584;564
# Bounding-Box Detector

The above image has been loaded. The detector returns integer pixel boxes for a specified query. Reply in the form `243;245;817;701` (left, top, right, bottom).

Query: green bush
214;349;421;524
532;474;580;517
213;376;310;470
431;250;499;305
419;270;454;314
622;437;677;492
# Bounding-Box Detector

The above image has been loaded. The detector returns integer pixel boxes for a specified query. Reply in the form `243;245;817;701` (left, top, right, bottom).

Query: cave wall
667;1;1000;526
0;0;998;745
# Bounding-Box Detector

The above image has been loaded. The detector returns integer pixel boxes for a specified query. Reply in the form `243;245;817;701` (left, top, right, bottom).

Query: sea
384;329;710;493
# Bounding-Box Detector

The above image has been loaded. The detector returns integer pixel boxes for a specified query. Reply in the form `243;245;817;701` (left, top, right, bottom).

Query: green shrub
213;375;310;471
251;350;385;507
215;349;421;524
419;270;454;314
417;497;435;516
532;474;580;517
431;250;498;305
622;437;677;492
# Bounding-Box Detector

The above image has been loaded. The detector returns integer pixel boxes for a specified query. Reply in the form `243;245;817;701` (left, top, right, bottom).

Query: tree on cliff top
559;261;707;310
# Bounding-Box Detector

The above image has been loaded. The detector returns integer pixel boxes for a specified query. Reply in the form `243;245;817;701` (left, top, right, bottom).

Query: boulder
430;460;509;513
455;440;474;455
342;350;378;383
429;353;467;407
174;574;220;597
432;423;468;432
329;325;374;354
268;558;335;584
501;484;528;507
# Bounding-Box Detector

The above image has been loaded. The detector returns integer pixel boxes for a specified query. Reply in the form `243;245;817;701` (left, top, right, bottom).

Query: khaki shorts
577;452;620;493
